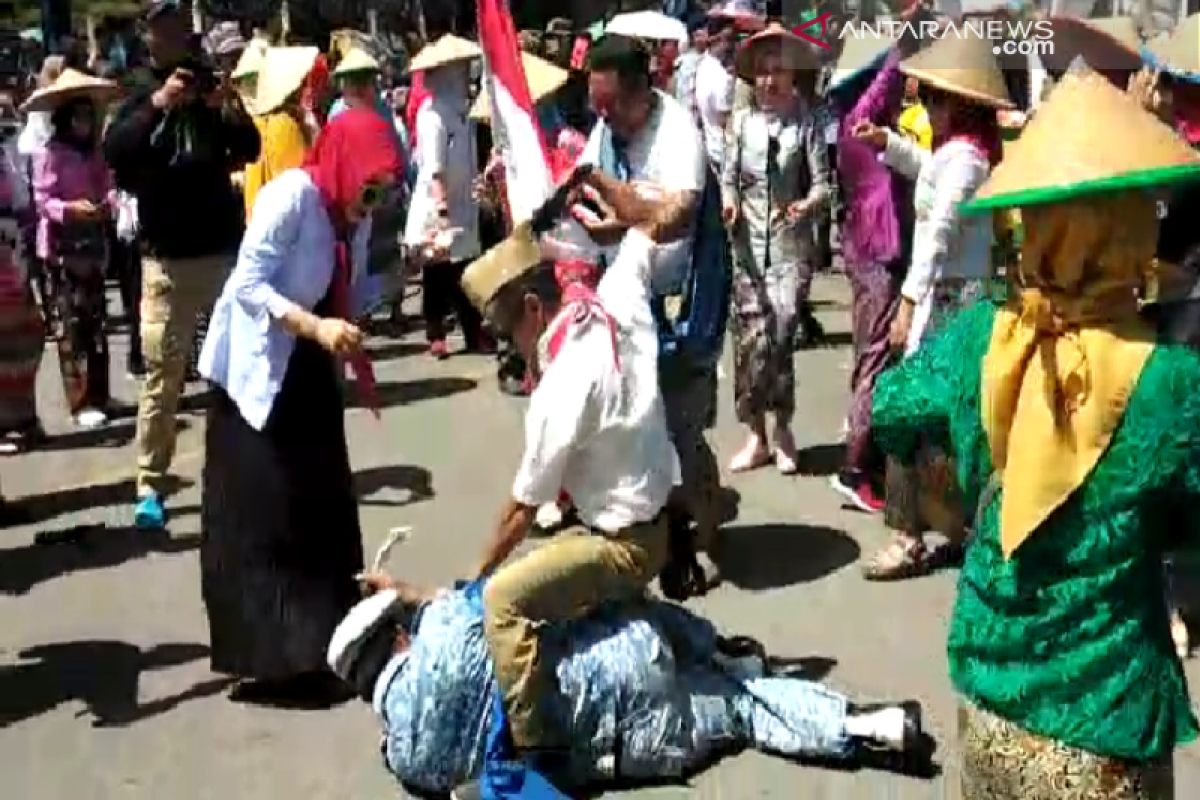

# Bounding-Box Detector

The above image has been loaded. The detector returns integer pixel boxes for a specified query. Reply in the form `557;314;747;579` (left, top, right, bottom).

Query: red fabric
544;283;621;372
405;72;430;149
1175;82;1200;145
302;109;402;419
303;54;331;128
570;36;590;70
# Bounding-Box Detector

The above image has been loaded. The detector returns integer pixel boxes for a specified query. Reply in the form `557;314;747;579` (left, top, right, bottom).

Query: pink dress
31;141;115;263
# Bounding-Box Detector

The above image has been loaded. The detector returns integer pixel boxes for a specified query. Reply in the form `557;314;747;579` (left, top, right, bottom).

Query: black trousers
108;229;142;371
421;259;483;347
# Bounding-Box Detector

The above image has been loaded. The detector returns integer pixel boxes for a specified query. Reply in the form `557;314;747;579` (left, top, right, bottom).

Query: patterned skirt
959;702;1175;799
0;267;44;434
884;279;988;536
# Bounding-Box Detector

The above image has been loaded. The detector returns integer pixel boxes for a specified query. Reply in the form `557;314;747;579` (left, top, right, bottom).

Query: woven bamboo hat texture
255;46;320;115
471;51;569;121
964;66;1200;214
407;34;482;73
20;69;120;113
334;48;380;76
734;22;820;82
461;220;544;315
232;38;269;80
1145;13;1200;76
1041;16;1143;78
899;27;1014;109
828;27;893;92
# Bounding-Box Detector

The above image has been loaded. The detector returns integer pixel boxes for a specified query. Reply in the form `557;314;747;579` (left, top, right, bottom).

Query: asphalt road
2;274;1197;800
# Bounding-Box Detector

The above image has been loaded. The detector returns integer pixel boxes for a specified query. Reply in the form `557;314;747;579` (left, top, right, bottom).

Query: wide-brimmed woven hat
1040;16;1142;79
407;34;481;73
471;51;569;121
828;28;894;92
335;48;380;76
900;28;1013;109
1144;12;1200;78
20;69;120;113
254;46;320;115
734;21;820;82
461;220;544;315
963;66;1200;214
232;38;269;81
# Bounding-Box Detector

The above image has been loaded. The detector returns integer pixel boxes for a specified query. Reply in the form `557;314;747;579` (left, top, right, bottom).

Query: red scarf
302;108;402;418
405;72;431;150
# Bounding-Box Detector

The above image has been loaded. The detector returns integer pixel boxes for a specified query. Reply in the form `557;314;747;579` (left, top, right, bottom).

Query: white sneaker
75;408;108;429
535;502;565;530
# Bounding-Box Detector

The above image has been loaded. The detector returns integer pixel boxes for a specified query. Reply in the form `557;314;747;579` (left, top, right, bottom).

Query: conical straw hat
964;67;1200;214
408;34;481;73
471;52;569;122
232;38;269;80
1041;16;1142;78
900;29;1013;109
20;68;120;113
734;22;820;82
254;46;320;115
828;28;894;92
1145;12;1200;76
461;220;543;315
335;48;380;76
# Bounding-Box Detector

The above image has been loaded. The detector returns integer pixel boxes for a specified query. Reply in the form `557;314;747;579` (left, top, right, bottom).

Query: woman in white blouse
851;33;1011;580
402;35;487;359
197;109;400;703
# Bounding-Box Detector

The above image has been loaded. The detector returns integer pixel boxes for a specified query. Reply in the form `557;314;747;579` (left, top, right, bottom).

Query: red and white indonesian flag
477;0;554;224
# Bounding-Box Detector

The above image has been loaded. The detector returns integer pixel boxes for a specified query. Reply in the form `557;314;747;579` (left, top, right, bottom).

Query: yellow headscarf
981;193;1158;557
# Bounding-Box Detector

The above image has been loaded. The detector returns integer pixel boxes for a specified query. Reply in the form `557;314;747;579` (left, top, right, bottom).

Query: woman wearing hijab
242;47;320;219
197;108;400;703
721;24;830;475
852;30;1011;580
403;35;488;360
873;66;1200;799
28;70;121;429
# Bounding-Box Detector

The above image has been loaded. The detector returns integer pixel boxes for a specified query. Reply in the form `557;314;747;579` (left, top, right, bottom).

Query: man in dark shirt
103;1;259;531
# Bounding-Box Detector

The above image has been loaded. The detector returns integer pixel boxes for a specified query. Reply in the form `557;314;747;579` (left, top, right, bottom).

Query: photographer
102;0;260;532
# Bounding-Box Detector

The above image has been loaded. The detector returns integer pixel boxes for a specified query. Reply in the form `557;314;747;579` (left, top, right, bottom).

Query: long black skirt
201;337;365;680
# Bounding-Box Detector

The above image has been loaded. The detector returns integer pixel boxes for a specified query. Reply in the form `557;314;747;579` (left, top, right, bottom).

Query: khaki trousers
483;515;669;748
136;254;232;496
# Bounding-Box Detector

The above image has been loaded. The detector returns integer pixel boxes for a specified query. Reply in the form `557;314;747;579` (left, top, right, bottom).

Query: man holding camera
103;1;259;531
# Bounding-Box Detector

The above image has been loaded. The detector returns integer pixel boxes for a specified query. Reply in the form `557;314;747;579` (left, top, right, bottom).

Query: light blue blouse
199;168;369;431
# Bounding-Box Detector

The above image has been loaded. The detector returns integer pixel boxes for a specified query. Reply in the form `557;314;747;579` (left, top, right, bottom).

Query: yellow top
897;103;932;151
981;195;1156;557
243;111;312;220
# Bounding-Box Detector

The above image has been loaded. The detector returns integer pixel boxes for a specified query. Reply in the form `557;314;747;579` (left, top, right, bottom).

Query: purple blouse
837;49;908;269
32;142;115;260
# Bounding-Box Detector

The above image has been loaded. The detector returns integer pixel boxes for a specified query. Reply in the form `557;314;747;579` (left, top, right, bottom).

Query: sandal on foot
862;539;930;582
1171;609;1190;660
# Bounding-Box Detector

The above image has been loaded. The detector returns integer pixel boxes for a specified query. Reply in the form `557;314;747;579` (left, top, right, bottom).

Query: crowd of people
5;0;1200;798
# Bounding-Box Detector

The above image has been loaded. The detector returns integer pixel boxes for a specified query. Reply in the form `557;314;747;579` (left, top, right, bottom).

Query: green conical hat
963;67;1200;214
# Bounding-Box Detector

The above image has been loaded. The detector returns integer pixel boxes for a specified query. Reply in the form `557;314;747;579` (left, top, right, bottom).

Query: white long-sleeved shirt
199;169;369;430
880;131;993;309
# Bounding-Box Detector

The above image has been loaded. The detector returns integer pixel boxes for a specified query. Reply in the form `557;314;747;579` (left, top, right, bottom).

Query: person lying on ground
328;572;932;797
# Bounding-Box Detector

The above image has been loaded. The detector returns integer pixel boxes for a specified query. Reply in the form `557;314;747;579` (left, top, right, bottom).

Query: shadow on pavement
348;376;478;410
0;522;200;596
15;475;193;525
793;443;845;477
365;340;428;361
768;655;837;681
0;640;225;728
355;464;435;507
33;416;191;453
713;524;861;591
